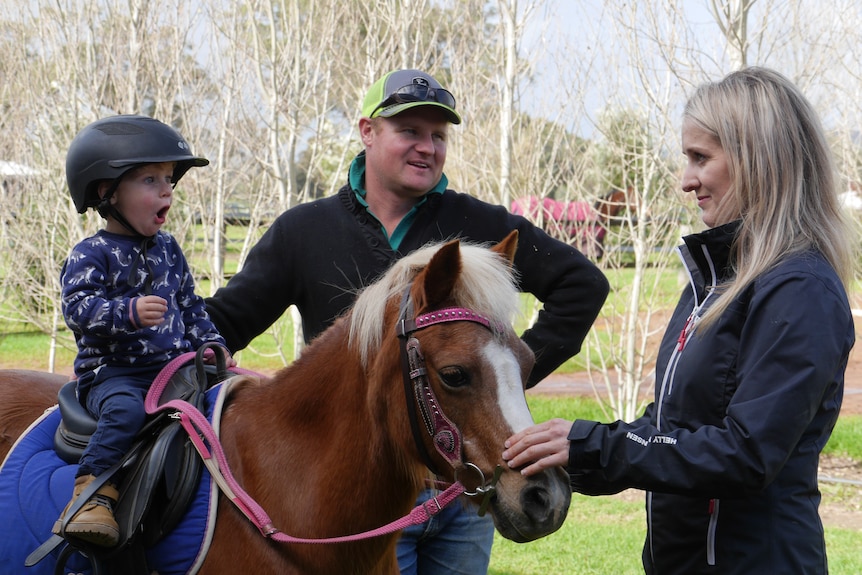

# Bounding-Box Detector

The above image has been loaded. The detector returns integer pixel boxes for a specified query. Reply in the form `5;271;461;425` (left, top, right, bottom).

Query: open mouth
155;206;170;223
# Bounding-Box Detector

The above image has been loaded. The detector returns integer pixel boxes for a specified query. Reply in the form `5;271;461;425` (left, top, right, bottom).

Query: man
205;68;608;574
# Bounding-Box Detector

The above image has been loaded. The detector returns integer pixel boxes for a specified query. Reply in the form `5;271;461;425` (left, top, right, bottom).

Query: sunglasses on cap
370;83;457;118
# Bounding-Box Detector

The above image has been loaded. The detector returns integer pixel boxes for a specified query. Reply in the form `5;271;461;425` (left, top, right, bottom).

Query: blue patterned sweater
61;230;225;376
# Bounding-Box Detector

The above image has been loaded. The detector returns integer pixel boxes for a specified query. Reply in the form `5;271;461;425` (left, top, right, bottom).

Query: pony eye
439;367;469;388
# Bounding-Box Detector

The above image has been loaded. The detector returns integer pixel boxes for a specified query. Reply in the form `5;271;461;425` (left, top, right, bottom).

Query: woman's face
681;118;734;228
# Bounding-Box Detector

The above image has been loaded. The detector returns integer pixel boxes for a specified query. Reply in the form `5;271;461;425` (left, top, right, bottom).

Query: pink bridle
396;299;505;516
396;305;491;471
142;298;507;546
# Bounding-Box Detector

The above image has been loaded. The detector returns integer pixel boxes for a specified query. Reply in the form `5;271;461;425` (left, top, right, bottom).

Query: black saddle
36;344;231;575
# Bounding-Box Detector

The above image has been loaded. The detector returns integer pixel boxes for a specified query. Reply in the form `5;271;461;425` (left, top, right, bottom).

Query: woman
503;67;856;574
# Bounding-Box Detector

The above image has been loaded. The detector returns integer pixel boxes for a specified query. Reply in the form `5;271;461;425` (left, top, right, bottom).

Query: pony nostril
520;485;552;522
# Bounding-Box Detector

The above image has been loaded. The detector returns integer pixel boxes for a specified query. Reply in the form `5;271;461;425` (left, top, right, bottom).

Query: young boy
54;115;234;547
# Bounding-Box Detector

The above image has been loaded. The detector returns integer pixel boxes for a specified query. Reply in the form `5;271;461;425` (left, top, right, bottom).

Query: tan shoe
53;474;120;547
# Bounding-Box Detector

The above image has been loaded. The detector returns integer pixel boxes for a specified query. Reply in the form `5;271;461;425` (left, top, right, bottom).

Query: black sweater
206;185;609;387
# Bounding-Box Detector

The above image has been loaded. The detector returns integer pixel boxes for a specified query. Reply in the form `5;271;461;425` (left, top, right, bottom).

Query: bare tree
1;0;860;387
561;0;862;421
0;0;218;371
709;0;757;70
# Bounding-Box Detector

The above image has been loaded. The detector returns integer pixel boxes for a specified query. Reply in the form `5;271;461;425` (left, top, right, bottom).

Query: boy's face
101;162;176;236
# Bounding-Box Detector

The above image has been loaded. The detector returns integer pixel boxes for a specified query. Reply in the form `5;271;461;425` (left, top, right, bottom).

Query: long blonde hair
684;67;855;328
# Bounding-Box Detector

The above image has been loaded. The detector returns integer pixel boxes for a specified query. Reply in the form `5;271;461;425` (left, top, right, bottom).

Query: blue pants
77;365;162;478
396;488;495;575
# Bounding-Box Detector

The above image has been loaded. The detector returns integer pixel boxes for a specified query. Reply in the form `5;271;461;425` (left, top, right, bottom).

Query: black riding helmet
66;115;209;214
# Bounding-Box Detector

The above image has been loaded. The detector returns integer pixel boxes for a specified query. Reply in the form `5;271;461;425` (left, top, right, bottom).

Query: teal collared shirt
348;152;447;251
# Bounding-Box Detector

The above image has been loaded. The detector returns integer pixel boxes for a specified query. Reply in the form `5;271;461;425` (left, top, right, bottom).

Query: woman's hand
503;418;574;476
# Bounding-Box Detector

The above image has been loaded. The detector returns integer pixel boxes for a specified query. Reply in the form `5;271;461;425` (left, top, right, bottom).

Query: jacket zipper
648;244;718;569
707;498;719;565
656;244;716;420
648;332;687;568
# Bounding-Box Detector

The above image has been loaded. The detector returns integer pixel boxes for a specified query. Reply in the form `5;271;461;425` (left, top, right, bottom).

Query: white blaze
483;340;535;433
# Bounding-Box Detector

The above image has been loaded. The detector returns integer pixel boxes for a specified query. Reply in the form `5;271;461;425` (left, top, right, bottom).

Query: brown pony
0;231;571;574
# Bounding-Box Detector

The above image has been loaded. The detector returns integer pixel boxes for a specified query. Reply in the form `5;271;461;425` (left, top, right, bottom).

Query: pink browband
397;306;492;337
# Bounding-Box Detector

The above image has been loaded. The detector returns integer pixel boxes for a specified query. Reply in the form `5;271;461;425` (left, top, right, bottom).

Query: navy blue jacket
566;222;854;574
61;230;226;377
206;182;609;387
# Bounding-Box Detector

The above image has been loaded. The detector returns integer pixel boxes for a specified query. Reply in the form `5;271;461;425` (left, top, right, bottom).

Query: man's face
360;107;449;200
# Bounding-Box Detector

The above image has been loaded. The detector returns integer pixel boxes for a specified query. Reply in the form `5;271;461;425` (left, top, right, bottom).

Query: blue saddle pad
0;384;226;574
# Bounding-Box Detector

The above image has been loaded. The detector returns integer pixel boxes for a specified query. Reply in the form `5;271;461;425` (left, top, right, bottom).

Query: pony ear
415;239;462;309
492;230;518;266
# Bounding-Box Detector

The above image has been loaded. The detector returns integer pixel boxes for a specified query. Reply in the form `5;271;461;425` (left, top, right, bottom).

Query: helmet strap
127;237;155;296
96;173;156;295
96;173;153;241
96;178;121;219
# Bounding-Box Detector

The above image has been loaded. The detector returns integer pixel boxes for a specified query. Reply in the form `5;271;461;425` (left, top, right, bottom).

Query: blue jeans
397;488;495;575
77;365;162;478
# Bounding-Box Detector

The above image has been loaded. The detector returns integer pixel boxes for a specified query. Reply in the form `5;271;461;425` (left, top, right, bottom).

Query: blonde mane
348;240;521;367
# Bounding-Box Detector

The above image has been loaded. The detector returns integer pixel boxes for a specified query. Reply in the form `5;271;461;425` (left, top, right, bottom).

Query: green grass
826;529;862;574
490;503;862;575
0;313;296;376
489;494;645;575
527;395;607;422
0;330;76;372
524;395;862;461
509;265;684;374
1;219;683;375
825;414;862;460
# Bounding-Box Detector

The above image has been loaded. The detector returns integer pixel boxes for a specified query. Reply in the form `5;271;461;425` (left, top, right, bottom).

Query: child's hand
136;295;168;327
202;345;237;368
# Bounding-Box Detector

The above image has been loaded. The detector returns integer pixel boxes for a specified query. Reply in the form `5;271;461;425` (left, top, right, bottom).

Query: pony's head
349;231;571;542
349;233;522;367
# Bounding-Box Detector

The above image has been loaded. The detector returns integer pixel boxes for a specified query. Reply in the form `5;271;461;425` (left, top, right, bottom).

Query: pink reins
145;352;466;544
